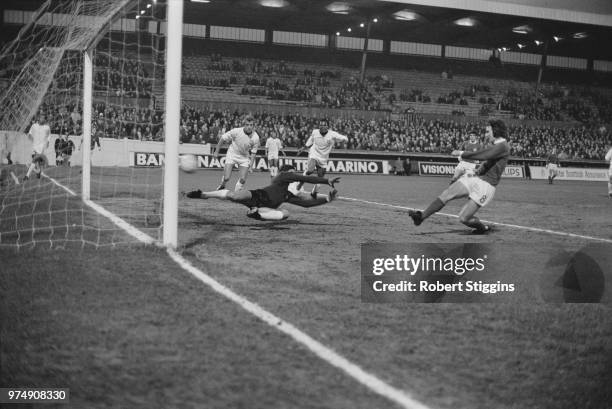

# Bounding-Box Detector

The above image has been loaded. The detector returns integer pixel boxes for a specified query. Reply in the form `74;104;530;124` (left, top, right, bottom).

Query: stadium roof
182;0;612;59
2;0;612;59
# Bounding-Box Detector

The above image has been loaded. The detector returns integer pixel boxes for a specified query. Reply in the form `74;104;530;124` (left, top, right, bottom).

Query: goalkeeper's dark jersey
461;139;511;186
255;172;329;208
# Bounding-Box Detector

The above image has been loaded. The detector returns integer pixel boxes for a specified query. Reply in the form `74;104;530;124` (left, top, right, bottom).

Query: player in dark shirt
185;164;340;220
409;119;510;234
54;136;64;166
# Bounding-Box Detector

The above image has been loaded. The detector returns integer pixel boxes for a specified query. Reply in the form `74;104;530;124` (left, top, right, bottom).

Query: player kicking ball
408;119;510;234
185;165;339;221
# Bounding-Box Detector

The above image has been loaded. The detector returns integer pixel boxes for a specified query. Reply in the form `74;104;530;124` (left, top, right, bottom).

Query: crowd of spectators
92;53;152;98
185;55;612;124
498;86;612;124
33;102;612;161
238;75;389;110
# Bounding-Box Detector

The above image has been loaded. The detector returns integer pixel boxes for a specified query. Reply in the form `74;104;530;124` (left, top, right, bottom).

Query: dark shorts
242;189;272;208
242;189;289;209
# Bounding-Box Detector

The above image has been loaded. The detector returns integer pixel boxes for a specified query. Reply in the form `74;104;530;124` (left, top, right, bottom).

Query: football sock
258;208;288;220
608;181;611;194
296;169;310;191
422;198;445;220
203;189;229;199
25;163;35;178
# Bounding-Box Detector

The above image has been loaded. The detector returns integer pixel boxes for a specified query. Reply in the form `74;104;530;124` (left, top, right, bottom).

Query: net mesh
0;0;167;248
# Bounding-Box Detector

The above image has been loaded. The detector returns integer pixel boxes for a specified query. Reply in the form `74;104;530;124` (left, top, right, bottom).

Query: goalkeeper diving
185;164;339;220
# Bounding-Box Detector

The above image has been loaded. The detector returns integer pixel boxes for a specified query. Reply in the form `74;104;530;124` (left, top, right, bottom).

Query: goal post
0;0;180;248
82;49;93;201
162;0;184;249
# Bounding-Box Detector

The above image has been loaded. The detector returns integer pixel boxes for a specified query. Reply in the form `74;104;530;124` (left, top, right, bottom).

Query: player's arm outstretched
332;131;349;145
286;175;340;207
285;173;340;187
454;143;507;162
453;143;507;176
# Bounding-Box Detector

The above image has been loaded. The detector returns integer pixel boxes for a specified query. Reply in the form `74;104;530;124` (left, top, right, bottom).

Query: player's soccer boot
216;183;225;191
22;175;29;181
472;225;492;235
36;172;41;179
327;189;338;202
246;208;262;220
408;210;423;226
186;189;203;199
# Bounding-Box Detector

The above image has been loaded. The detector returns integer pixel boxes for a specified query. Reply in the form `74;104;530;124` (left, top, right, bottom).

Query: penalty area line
42;173;431;409
341;196;612;244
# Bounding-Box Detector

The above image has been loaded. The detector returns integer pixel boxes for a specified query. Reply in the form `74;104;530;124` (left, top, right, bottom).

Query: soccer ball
179;154;198;173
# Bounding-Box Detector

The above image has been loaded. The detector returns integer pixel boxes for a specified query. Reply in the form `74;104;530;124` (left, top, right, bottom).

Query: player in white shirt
24;113;51;180
212;116;260;191
265;130;286;178
451;131;482;183
605;144;612;198
296;118;348;197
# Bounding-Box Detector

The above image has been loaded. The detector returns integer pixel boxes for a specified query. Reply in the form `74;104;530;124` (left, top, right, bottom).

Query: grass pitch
1;166;611;409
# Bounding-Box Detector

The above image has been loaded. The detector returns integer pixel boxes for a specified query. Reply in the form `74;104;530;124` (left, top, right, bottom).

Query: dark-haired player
450;131;482;183
408;119;510;234
296;118;348;197
185;165;339;221
213;115;260;192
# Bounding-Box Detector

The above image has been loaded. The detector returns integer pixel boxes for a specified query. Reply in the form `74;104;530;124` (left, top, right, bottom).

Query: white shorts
547;163;558;171
455;161;477;176
268;155;279;161
225;149;251;168
307;155;327;168
458;175;496;207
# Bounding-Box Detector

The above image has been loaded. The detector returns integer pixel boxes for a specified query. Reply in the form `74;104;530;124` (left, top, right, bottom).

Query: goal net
0;0;171;248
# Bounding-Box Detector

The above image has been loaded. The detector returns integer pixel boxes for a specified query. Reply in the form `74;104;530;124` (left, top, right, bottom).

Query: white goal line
41;172;432;409
340;196;612;244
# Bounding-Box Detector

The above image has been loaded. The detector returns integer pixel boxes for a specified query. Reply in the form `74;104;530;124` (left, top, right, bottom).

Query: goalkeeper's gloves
328;177;341;187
